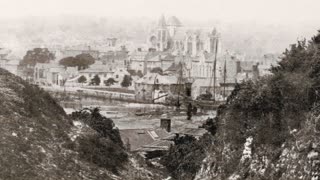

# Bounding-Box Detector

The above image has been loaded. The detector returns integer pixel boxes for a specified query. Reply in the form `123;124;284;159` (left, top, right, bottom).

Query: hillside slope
0;68;115;179
0;68;166;179
161;31;320;180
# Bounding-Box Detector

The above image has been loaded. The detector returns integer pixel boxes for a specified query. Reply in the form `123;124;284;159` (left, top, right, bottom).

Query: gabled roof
161;54;176;61
165;62;185;72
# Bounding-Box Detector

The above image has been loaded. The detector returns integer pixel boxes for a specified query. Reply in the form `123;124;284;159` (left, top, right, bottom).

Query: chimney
160;118;171;132
236;61;241;73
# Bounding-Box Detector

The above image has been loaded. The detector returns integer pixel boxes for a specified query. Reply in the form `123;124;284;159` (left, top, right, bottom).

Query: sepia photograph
0;0;319;179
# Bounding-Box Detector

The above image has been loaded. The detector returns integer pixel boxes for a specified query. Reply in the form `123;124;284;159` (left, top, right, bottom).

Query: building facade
148;15;219;57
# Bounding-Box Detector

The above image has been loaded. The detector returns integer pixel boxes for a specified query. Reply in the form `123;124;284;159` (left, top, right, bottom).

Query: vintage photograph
0;0;319;179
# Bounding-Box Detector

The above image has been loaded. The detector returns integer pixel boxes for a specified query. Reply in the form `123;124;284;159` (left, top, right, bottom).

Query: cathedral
148;15;219;57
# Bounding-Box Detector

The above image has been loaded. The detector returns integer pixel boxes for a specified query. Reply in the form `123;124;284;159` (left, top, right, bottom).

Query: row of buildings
0;15;280;102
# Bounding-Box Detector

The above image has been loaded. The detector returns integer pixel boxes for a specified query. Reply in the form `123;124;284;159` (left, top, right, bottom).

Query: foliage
76;134;127;174
128;69;144;77
70;108;127;173
121;75;132;87
150;67;163;75
19;48;55;80
162;31;320;179
59;53;95;70
90;75;101;86
161;134;213;180
20;48;55;66
78;75;87;83
104;78;117;86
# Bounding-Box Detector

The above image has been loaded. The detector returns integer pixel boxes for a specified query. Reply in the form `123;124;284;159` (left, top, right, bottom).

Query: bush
121;75;132;87
161;134;213;180
90;75;101;86
77;134;128;174
104;78;117;86
78;75;87;83
70;108;128;173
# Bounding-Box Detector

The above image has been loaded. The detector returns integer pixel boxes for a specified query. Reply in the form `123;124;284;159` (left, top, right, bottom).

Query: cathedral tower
157;15;168;51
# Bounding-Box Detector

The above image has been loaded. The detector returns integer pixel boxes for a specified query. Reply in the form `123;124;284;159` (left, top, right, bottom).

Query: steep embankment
0;68;114;179
0;68;166;179
162;32;320;179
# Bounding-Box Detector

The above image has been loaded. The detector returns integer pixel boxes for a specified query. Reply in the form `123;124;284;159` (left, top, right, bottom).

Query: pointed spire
212;28;217;35
158;14;167;28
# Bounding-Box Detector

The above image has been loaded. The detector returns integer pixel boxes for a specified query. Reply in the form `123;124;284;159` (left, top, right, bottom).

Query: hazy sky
0;0;319;24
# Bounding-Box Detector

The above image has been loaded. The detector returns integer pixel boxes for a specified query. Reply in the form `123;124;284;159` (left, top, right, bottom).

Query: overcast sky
0;0;319;24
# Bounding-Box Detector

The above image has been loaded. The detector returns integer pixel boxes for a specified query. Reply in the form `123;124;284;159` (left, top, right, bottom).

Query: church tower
207;28;219;54
167;16;182;37
157;15;168;51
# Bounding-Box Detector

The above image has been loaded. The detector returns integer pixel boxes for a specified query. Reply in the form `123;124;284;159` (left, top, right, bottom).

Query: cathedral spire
158;14;167;28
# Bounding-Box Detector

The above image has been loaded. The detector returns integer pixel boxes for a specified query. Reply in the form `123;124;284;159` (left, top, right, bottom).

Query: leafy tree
104;78;117;86
150;67;163;74
20;48;55;66
19;48;55;81
59;53;95;70
59;56;76;67
78;75;87;83
136;70;144;77
128;69;144;77
90;75;101;86
121;75;132;87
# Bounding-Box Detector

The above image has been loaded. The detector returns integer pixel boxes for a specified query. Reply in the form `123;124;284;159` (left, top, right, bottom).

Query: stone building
148;15;219;56
100;50;128;72
134;73;182;101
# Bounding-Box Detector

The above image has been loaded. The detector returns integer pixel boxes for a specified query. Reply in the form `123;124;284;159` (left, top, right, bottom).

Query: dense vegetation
104;78;117;86
90;74;101;85
121;75;132;87
20;48;55;66
78;75;87;83
161;134;213;180
0;68;116;179
70;108;128;173
59;53;95;70
19;48;55;80
162;31;320;179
